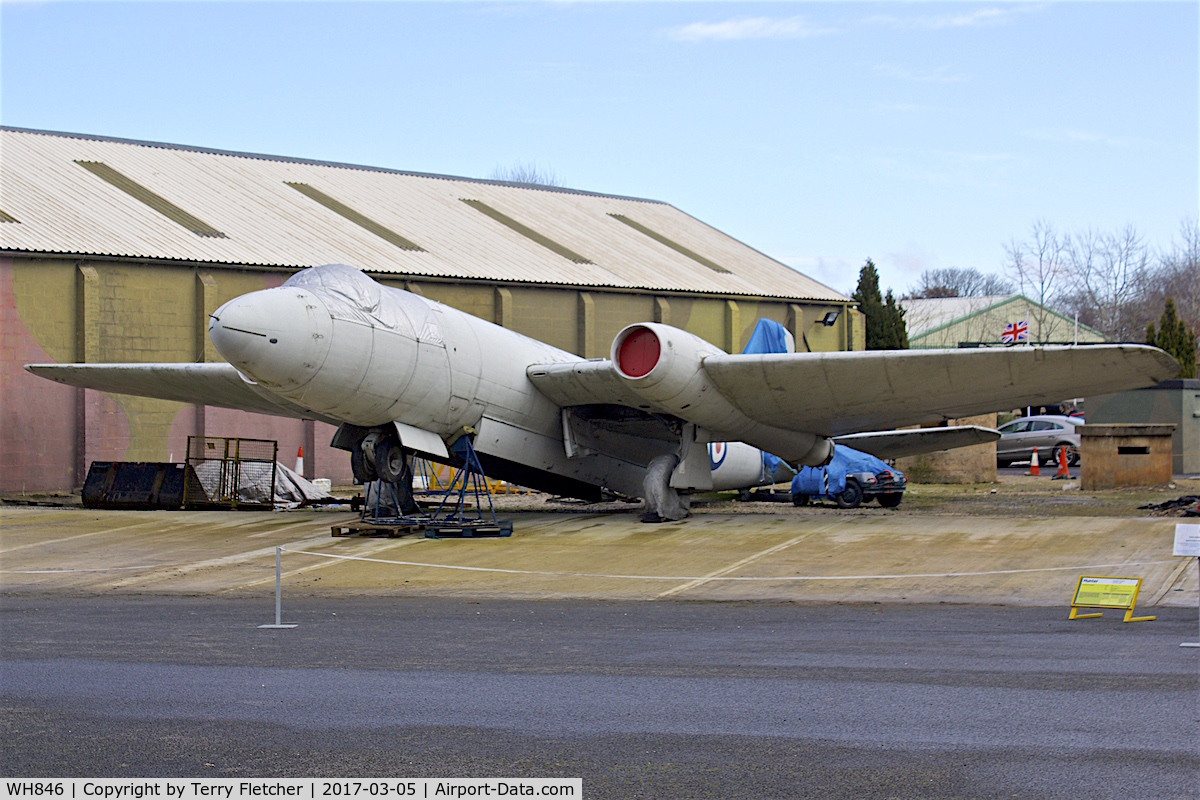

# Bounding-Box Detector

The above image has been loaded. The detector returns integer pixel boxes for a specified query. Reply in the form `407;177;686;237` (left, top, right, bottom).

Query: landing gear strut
641;453;691;523
354;433;420;516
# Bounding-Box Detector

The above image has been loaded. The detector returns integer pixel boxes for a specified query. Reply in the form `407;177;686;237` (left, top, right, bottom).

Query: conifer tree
852;259;908;350
1146;297;1197;379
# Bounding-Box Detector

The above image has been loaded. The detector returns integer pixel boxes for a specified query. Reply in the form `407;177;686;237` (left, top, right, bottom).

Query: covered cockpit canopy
283;264;443;345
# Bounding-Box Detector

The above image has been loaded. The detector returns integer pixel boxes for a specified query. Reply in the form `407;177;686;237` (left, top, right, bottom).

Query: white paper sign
1173;523;1200;557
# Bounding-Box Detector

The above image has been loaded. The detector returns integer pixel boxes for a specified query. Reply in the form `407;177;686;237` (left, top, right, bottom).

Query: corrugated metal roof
0;127;847;302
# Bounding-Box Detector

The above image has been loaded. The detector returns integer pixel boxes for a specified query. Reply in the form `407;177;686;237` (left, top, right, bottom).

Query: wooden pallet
330;521;425;538
423;519;513;539
332;517;514;539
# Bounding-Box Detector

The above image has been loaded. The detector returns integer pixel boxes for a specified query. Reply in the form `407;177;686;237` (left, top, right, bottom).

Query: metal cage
183;436;278;510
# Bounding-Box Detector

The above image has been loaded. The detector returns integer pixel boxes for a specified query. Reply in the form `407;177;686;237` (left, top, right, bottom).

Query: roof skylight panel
286;182;425;252
608;213;731;274
461;199;593;265
74;161;227;238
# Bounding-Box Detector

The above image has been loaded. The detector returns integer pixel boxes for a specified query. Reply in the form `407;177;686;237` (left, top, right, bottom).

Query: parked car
996;415;1082;466
791;446;906;509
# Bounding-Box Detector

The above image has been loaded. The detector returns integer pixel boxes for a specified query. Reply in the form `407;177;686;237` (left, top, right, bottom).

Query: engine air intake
616;326;661;378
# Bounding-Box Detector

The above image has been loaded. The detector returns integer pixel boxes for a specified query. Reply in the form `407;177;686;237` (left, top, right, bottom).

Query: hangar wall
2;254;862;492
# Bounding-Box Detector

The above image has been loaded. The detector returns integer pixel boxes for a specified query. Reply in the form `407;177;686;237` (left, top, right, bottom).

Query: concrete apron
1;507;1195;608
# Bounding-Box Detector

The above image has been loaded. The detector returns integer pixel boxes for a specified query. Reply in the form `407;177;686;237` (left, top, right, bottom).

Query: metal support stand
1182;557;1199;648
258;546;297;629
346;436;512;539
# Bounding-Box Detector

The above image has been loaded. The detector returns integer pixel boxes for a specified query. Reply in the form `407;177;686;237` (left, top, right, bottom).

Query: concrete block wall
893;413;999;484
1;257;356;492
3;255;857;493
1079;424;1175;490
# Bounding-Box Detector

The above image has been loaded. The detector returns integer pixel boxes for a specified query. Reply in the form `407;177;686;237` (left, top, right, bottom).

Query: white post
258;545;298;629
1186;557;1200;648
275;546;282;625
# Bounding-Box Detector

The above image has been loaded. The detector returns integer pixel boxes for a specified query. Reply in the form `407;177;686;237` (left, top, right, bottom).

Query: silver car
996;415;1082;466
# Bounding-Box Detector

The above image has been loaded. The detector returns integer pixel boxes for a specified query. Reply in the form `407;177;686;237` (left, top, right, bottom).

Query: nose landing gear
346;428;512;538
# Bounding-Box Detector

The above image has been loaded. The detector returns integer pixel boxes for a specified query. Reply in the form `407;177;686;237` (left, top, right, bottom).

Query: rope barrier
278;546;1178;583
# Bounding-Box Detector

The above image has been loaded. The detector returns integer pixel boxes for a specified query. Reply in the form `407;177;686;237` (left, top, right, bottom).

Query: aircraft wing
530;344;1177;438
24;363;331;422
833;425;1000;461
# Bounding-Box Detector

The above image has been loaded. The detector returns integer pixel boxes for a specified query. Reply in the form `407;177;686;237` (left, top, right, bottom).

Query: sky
2;1;1197;297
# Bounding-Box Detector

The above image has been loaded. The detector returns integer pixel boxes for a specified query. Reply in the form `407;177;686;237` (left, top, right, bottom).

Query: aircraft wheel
374;438;408;484
792;493;809;507
878;492;903;508
834;480;864;509
351;444;377;483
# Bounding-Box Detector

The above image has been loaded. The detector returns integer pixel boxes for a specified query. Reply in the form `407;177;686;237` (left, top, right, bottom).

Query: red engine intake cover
617;327;661;378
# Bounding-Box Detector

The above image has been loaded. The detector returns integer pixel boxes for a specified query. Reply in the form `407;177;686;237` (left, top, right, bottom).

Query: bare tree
1002;217;1198;350
1154;218;1200;339
908;267;1013;299
1004;219;1069;344
488;162;564;187
1059;225;1152;342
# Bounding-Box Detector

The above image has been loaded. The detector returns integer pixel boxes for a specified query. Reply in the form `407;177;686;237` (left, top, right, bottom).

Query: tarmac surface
2;595;1199;798
3;494;1200;797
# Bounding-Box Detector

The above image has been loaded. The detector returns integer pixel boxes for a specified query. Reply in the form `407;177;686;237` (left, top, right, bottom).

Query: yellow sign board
1070;576;1155;622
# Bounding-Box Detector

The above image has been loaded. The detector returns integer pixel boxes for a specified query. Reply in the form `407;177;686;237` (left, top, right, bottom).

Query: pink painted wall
2;258;354;493
0;258;78;491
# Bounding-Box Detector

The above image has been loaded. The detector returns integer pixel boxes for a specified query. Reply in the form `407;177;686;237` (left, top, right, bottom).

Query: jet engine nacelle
609;322;836;469
610;323;727;414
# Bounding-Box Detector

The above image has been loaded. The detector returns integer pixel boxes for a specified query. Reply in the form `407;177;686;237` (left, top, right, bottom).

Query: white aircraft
27;264;1178;519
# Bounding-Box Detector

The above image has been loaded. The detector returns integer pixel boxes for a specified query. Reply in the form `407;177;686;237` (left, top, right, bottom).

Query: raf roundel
708;442;727;470
617;327;660;378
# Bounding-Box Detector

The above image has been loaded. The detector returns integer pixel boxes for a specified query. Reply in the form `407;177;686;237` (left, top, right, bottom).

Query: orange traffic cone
294;446;304;475
1052;446;1070;480
1029;447;1040;476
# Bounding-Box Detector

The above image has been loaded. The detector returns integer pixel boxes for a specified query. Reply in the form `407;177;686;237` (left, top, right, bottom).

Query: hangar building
1;127;861;493
902;295;1105;348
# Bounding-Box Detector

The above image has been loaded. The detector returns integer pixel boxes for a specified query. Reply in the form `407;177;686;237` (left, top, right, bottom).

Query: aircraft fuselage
207;266;649;497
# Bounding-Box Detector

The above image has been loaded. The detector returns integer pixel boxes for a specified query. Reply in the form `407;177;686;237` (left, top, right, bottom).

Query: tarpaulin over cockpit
284;264;444;345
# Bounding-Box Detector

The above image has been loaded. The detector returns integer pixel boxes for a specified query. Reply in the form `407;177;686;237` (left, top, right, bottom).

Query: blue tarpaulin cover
741;318;792;356
791;446;899;499
741;319;794;479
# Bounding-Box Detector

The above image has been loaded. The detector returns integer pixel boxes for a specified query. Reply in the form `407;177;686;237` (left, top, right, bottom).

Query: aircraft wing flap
833;425;1001;461
700;345;1178;436
527;360;645;409
25;363;328;421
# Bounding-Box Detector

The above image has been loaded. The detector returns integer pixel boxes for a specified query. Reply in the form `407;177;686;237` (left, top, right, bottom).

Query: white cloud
866;6;1036;31
670;16;834;43
876;63;969;84
782;256;860;294
885;242;940;280
1023;128;1149;148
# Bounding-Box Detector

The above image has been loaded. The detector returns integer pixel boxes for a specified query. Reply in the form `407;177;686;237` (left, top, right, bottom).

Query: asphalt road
2;595;1198;799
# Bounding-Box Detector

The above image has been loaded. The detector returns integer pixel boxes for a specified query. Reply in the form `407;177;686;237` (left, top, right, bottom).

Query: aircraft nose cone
209;287;332;392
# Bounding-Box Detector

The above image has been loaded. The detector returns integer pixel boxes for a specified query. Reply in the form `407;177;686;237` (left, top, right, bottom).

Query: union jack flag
1001;319;1029;344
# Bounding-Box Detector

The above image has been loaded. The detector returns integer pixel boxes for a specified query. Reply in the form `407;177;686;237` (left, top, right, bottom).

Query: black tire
373;439;421;515
374;438;408;484
835;480;864;509
351;445;377;483
792;493;809;507
878;492;903;508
